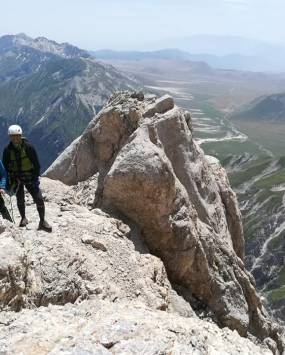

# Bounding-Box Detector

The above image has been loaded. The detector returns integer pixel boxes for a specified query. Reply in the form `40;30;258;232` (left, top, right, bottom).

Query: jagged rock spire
45;92;284;353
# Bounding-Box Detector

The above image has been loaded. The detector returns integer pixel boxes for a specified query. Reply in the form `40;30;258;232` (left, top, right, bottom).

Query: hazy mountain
92;45;285;73
189;53;285;73
232;93;285;121
91;48;193;61
0;34;138;169
148;34;284;56
184;53;265;72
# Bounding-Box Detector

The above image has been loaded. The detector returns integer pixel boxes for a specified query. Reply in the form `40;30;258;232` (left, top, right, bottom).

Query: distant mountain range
90;49;192;61
92;35;285;72
91;49;214;76
91;48;256;71
147;35;280;56
0;33;138;169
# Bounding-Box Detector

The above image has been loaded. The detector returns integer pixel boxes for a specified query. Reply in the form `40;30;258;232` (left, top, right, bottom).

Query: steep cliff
46;92;284;353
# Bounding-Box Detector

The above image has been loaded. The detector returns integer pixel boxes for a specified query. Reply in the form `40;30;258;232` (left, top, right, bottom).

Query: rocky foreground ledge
0;92;283;354
0;178;276;354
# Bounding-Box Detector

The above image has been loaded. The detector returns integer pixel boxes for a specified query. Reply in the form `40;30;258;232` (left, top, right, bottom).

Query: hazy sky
0;0;284;50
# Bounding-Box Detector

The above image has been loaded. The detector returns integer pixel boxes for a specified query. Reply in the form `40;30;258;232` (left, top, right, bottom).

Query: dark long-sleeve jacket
3;138;41;178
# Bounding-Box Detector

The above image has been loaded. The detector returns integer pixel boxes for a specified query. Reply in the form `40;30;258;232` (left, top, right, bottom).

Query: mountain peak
0;33;90;59
15;32;31;40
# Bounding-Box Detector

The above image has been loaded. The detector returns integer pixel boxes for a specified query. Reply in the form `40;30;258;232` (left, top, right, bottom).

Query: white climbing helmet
8;125;22;135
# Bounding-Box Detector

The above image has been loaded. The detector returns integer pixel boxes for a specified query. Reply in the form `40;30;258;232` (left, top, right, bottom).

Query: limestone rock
102;105;255;336
143;94;174;118
0;234;28;311
0;178;174;314
131;91;144;101
205;154;244;260
0;299;273;355
43;92;285;352
45;133;97;185
0;177;279;354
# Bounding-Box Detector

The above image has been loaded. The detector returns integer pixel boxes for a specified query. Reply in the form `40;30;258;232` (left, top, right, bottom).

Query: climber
3;125;52;232
0;160;12;222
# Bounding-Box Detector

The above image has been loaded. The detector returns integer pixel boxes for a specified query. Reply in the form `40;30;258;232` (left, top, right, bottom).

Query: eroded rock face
45;92;284;353
0;232;29;311
0;298;273;355
0;178;175;314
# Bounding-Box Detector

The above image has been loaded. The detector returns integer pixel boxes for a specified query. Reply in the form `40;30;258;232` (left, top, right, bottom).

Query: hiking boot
38;220;52;233
19;217;28;227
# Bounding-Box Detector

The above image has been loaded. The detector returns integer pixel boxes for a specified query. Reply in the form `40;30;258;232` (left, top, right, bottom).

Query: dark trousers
0;194;12;222
16;181;45;222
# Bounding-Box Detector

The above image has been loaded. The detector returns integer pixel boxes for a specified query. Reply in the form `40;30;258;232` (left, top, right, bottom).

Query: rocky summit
0;92;284;354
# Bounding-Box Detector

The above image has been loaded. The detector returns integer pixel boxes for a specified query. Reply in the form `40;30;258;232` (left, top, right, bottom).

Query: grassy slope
235;120;285;157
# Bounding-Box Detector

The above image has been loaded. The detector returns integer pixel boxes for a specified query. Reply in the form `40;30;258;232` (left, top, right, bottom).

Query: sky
0;0;284;50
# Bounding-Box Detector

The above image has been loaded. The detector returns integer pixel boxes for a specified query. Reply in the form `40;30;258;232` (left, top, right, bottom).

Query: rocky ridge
0;33;90;59
0;177;276;355
45;92;285;353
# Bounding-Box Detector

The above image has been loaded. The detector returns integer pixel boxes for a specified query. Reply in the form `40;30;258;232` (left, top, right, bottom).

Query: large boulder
45;92;285;353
